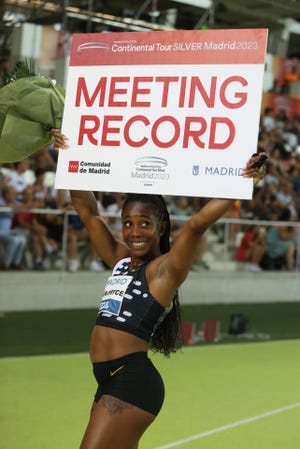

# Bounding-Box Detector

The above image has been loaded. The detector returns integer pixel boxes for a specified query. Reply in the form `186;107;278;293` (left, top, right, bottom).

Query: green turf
0;308;95;357
1;340;300;449
146;341;300;449
1;302;300;357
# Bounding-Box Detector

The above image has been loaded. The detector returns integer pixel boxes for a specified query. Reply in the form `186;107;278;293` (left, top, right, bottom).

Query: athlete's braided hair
122;193;182;356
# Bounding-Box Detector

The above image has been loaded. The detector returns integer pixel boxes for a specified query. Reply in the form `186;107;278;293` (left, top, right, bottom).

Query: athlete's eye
122;220;131;228
141;220;151;227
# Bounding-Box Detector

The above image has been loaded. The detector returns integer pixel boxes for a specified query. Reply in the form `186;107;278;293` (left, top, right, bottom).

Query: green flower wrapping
0;76;65;162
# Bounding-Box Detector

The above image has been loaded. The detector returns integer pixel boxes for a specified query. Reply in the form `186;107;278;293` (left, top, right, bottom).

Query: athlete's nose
130;222;143;237
131;224;141;236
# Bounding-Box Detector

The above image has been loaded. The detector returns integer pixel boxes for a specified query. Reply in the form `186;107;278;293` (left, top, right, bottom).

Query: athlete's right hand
49;128;69;151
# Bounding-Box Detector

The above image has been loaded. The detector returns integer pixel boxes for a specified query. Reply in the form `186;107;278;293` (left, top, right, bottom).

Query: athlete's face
122;201;163;262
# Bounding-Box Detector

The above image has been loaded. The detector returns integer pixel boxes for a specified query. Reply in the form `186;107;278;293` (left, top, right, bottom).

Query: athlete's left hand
242;152;268;185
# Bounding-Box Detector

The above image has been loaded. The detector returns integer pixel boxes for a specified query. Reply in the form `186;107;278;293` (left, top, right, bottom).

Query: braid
122;193;182;356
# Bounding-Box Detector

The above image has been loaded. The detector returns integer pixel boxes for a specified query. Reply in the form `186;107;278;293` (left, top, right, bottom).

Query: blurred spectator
236;225;266;272
37;189;66;262
261;184;282;221
291;155;300;195
260;209;297;271
60;190;105;272
191;235;210;271
263;162;280;186
171;196;210;270
275;180;298;219
257;131;274;154
269;144;290;178
4;159;32;195
283;63;300;96
223;200;242;245
37;189;106;272
275;109;288;129
268;79;281;94
261;107;276;133
0;185;27;269
283;120;299;152
12;186;57;270
32;168;50;203
101;192;117;209
170;196;192;236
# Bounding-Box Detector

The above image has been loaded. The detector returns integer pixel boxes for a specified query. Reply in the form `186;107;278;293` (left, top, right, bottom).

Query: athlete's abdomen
89;325;149;363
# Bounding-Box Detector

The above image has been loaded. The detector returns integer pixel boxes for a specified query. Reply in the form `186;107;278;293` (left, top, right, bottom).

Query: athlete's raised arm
156;152;268;289
51;129;129;267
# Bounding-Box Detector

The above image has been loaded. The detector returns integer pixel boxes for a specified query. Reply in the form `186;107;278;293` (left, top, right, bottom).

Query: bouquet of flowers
0;59;65;162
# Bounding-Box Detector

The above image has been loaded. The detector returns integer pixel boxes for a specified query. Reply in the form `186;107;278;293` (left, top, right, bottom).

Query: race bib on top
98;275;133;316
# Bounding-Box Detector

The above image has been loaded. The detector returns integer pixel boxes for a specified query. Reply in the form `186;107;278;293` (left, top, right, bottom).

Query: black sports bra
96;257;170;341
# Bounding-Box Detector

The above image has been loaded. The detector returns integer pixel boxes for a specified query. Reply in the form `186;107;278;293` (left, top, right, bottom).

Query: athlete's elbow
189;217;208;235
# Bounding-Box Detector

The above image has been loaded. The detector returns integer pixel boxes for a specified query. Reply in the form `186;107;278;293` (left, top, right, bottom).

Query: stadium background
1;2;300;448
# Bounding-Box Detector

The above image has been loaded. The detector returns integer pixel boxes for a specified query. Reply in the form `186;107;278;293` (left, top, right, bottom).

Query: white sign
55;28;268;199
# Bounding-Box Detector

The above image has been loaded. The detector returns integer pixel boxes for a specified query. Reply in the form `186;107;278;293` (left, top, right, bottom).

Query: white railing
170;214;300;270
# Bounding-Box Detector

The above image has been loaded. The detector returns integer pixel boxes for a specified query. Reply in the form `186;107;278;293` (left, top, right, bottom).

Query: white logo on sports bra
99;275;133;316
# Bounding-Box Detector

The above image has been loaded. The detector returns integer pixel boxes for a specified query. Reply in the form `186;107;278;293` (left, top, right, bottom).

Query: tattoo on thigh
102;395;132;416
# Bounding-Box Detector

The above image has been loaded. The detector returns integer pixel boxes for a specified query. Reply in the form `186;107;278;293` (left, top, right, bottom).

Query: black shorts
93;351;164;416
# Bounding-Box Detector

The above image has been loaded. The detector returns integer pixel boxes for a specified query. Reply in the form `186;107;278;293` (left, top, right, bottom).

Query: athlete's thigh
80;395;155;449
